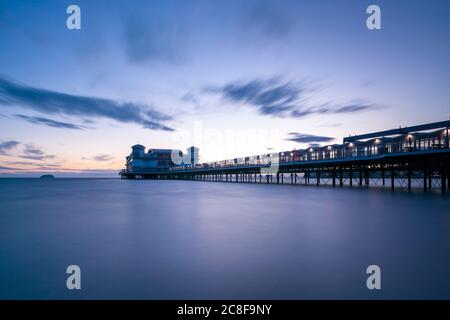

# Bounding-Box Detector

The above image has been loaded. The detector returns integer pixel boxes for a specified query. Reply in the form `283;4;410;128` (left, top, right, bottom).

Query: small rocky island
40;174;55;179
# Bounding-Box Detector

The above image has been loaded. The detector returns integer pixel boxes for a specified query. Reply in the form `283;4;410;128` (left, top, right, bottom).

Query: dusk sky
1;0;449;177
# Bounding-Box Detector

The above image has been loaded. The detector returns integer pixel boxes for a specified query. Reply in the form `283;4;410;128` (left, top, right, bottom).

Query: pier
120;120;450;193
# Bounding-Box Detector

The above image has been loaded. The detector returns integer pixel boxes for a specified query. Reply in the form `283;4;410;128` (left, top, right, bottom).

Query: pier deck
120;120;450;192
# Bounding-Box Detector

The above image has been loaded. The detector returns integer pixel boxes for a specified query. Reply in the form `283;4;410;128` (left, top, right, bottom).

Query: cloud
180;92;199;104
4;161;62;167
207;78;301;116
334;104;377;114
243;2;294;38
123;16;184;64
0;140;20;155
82;154;115;162
286;133;335;144
318;123;342;128
207;78;382;119
20;144;55;161
14;114;86;130
0;75;174;131
92;154;114;162
0;165;24;170
0;140;56;161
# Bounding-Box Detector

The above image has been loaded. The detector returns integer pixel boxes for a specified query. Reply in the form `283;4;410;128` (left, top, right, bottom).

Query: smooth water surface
0;178;449;299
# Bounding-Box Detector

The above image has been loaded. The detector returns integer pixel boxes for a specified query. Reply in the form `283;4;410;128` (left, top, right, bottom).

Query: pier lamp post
406;134;415;152
374;138;381;155
347;142;355;157
446;128;449;148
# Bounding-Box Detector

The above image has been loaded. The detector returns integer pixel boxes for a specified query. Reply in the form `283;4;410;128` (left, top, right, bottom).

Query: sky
0;0;449;177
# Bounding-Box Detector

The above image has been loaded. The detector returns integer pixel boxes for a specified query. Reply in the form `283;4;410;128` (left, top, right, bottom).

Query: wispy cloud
317;123;342;128
4;161;62;167
0;140;56;161
286;133;335;144
20;144;55;161
92;154;114;162
0;165;24;170
206;78;382;119
0;75;175;131
0;140;20;155
206;78;301;116
14;114;86;130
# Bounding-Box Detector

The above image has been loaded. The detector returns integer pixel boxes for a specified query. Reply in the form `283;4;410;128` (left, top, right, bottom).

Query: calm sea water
0;178;449;299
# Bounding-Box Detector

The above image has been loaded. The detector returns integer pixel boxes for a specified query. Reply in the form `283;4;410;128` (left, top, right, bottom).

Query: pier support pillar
424;169;428;192
408;169;412;191
441;170;446;193
359;170;363;187
428;170;432;190
391;170;395;191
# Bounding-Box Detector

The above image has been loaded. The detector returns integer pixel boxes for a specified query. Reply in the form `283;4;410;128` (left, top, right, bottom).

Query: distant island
40;174;55;179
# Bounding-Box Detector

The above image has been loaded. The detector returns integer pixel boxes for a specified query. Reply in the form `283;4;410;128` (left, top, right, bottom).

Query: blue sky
1;0;449;176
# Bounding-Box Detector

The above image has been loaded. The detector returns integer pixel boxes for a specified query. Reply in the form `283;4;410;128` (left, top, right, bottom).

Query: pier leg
408;169;412;191
382;169;385;186
424;170;427;192
317;171;320;186
391;170;395;191
441;170;446;193
295;173;297;184
428;170;432;190
339;170;343;187
359;170;363;187
349;169;353;187
276;173;279;184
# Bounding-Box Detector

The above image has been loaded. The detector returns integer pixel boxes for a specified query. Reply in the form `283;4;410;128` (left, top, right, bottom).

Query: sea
0;178;449;299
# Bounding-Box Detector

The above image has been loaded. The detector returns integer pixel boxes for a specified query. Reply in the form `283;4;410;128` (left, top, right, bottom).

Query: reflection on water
0;178;449;299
